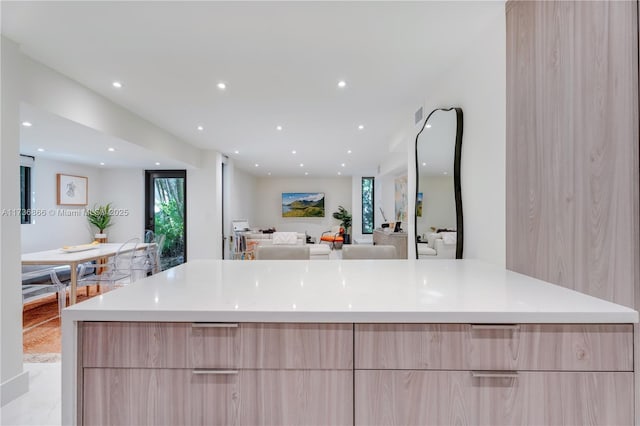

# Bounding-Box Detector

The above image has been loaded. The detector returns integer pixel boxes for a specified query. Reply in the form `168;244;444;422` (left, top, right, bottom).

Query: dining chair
255;245;310;260
78;237;140;292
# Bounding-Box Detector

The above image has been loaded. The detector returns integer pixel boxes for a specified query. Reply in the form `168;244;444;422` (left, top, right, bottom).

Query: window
362;177;374;234
20;157;33;224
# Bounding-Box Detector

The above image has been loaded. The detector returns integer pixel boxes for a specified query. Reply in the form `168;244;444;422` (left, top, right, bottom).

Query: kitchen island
62;259;638;425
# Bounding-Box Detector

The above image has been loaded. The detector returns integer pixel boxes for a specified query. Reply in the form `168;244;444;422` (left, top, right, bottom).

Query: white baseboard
1;370;29;406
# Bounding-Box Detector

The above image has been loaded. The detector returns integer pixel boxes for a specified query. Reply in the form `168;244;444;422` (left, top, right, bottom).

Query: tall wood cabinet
506;0;639;308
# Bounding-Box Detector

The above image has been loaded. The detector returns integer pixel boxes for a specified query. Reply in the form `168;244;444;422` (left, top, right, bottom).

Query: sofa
243;232;331;260
417;232;457;259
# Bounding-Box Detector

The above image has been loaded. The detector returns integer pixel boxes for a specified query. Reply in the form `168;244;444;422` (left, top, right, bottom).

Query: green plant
86;203;113;233
332;205;352;234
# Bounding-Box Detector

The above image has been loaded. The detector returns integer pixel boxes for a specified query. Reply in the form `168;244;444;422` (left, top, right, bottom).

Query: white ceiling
20;103;192;169
3;1;500;176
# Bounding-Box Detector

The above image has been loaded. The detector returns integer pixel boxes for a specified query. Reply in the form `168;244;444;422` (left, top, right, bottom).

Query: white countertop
62;259;638;323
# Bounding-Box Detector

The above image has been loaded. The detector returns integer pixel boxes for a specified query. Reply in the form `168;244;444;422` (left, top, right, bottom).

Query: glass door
145;170;187;270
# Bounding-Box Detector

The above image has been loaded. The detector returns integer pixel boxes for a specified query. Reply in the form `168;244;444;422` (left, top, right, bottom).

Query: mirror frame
414;107;464;259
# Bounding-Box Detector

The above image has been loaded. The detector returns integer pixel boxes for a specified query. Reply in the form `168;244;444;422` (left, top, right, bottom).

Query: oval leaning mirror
415;107;463;259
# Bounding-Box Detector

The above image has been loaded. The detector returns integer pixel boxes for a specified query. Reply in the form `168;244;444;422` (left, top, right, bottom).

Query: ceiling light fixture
99;162;105;166
112;81;123;88
217;82;227;90
358;124;364;130
37;148;45;152
341;163;346;167
234;150;239;154
291;150;296;154
197;125;204;131
155;162;161;166
426;124;432;128
304;172;309;176
267;172;271;176
255;163;259;167
337;171;342;175
21;121;32;127
107;147;115;152
347;150;352;154
276;125;283;131
299;163;304;167
443;172;448;175
337;80;347;88
422;162;427;166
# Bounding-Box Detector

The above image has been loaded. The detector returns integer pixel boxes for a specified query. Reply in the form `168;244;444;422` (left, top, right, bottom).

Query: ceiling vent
414;107;424;125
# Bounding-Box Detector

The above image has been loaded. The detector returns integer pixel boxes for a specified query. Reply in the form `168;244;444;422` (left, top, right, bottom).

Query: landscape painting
282;192;325;217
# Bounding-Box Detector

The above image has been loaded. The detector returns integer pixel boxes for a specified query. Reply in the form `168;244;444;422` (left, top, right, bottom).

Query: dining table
21;242;153;305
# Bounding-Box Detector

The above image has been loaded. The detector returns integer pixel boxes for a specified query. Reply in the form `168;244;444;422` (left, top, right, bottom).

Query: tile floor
1;363;61;426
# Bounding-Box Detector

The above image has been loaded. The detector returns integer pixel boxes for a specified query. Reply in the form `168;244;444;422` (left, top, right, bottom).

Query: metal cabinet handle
193;369;238;375
471;371;518;379
192;323;238;328
471;324;520;331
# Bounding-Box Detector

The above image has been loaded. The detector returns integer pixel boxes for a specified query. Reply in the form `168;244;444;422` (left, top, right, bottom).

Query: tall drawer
355;323;633;371
82;322;352;369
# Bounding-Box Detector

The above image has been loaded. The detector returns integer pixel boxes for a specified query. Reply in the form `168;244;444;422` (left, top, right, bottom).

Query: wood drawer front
84;368;352;426
355;370;633;426
239;323;353;369
82;322;352;370
82;322;193;368
355;323;633;371
83;368;201;426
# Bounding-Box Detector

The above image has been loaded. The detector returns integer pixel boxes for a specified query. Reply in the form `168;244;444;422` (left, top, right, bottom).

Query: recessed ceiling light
234;150;239;154
358;124;364;130
337;171;342;175
299;163;304;167
422;162;427;166
107;147;115;152
304;172;309;176
341;163;346;167
443;172;448;175
291;150;296;154
197;125;204;131
112;81;122;88
21;121;32;127
337;80;347;88
99;162;105;166
155;162;161;166
426;124;432;128
255;163;259;167
217;82;226;90
276;125;283;131
347;150;352;154
37;148;45;152
268;172;271;176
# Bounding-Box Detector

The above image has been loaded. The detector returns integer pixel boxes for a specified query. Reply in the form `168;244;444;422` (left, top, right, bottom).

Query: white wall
187;150;220;260
254;177;352;242
1;37;29;405
99;169;145;243
408;5;506;264
20;158;103;252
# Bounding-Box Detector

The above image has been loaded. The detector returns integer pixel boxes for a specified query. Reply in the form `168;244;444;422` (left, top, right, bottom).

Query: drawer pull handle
193;369;239;375
471;371;518;379
471;324;520;331
192;323;239;328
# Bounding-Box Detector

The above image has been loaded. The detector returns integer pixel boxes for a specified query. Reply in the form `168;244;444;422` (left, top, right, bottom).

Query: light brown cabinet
78;321;633;425
372;229;408;259
355;370;634;426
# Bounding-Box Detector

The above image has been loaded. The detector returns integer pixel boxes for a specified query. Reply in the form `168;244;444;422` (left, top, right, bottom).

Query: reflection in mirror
415;108;463;259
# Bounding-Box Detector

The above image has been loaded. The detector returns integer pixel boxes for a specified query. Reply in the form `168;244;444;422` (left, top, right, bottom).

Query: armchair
320;225;344;249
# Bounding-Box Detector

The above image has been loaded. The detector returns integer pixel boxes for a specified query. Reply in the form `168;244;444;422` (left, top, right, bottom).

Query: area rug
23;286;100;358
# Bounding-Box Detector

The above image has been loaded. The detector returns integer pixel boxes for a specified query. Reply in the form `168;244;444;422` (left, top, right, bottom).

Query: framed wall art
57;173;88;206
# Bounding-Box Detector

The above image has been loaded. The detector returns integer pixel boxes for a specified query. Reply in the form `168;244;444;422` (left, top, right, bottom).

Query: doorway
145;170;187;270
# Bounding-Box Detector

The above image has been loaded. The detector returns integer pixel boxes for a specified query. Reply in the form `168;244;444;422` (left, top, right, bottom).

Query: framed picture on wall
282;192;325;217
416;192;423;217
57;173;88;206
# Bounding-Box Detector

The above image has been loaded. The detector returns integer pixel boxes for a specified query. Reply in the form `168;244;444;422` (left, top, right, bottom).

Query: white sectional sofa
244;232;331;260
417;232;457;259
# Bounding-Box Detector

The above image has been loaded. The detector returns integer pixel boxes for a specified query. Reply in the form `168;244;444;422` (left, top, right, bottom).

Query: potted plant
332;205;352;245
87;202;113;241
